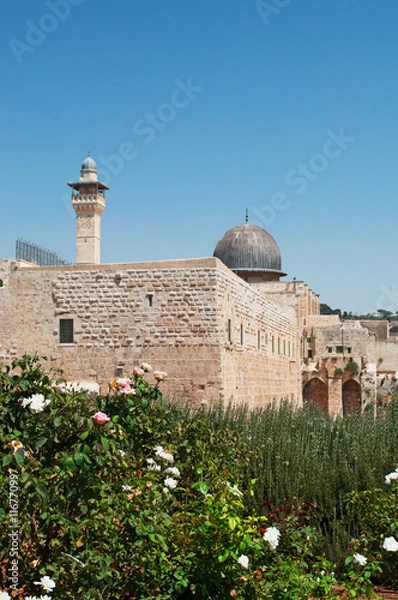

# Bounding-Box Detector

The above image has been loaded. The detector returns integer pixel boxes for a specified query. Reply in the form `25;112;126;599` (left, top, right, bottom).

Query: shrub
345;470;398;588
0;356;394;599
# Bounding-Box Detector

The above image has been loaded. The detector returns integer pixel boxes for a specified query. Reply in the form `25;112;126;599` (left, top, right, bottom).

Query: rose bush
0;355;393;599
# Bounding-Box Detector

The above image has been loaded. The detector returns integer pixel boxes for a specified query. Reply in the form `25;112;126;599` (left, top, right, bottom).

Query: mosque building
1;155;397;413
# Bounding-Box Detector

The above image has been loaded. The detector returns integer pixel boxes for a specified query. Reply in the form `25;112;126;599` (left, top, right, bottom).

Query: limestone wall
0;257;301;406
369;340;398;373
305;321;370;360
360;320;389;341
215;269;299;407
250;280;320;326
0;259;221;400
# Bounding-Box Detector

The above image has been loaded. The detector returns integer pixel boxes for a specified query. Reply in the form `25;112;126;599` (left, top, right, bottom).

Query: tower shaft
67;155;109;265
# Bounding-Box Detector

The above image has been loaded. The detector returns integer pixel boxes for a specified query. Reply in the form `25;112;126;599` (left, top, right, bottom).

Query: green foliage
346;361;359;376
0;356;397;598
346;479;398;587
320;303;341;316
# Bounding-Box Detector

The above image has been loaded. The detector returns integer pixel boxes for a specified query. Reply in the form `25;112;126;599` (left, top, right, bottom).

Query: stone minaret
67;154;109;264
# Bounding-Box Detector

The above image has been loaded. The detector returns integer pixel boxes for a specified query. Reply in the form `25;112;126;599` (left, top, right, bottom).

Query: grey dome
81;154;97;172
213;223;285;275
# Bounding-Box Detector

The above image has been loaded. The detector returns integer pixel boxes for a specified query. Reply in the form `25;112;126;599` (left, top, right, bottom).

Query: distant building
1;155;397;413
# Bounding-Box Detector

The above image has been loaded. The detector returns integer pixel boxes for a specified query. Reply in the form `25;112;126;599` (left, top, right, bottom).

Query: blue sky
1;0;398;314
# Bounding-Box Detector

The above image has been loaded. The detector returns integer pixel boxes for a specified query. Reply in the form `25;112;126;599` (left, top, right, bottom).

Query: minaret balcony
72;194;106;212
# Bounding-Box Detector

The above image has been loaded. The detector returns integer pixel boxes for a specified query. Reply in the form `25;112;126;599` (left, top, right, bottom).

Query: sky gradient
1;0;398;314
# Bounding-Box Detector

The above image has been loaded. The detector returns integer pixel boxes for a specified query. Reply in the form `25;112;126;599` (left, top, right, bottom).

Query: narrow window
0;279;3;288
240;324;244;345
278;338;281;354
347;347;352;354
288;341;291;357
307;337;311;343
147;294;153;307
283;339;286;355
265;332;268;345
59;319;74;344
258;330;261;349
228;319;232;342
272;335;275;353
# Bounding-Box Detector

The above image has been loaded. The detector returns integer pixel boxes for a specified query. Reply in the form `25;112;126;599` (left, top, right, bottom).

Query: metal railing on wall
15;239;70;266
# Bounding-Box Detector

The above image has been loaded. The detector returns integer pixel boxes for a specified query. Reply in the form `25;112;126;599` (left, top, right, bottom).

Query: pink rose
93;411;110;424
116;377;132;387
133;366;145;378
121;384;136;395
153;370;168;381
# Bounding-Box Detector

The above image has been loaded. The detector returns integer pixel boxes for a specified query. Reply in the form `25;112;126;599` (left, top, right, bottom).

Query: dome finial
245;208;249;223
88;149;90;156
80;153;97;174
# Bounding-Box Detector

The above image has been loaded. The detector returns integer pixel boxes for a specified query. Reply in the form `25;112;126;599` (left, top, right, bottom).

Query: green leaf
35;437;47;449
141;398;148;409
65;457;75;471
14;452;23;466
101;437;109;452
197;481;209;494
218;549;230;563
80;430;89;441
35;482;50;504
74;452;85;467
3;455;13;466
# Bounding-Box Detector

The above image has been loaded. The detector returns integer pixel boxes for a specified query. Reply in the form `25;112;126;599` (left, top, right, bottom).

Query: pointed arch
343;379;361;415
303;377;328;412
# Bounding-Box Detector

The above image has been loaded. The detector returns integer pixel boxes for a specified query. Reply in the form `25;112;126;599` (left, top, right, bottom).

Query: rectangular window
272;335;275;353
278;338;281;354
258;330;261;349
147;294;153;307
307;337;311;343
347;347;352;354
288;341;291;357
328;347;333;353
336;346;343;353
265;333;268;345
283;340;286;355
240;324;244;345
59;318;74;344
228;319;232;342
